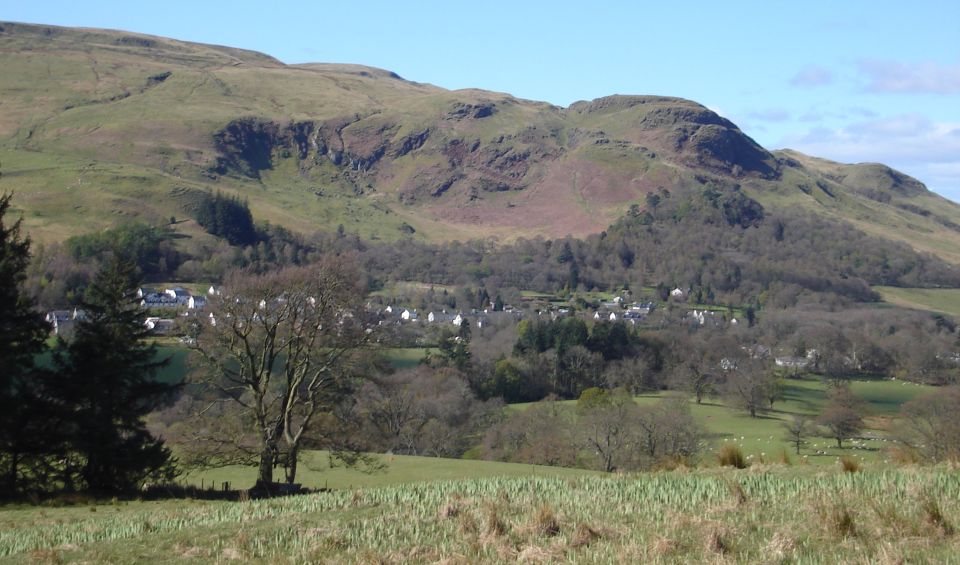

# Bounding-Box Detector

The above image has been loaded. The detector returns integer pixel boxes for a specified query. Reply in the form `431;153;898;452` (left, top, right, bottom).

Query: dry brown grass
887;445;923;465
727;480;748;507
840;455;862;473
704;527;730;555
764;531;797;560
651;536;679;556
516;545;562;563
529;504;560;537
921;493;955;537
717;444;748;469
27;549;63;565
821;501;857;539
483;503;508;538
569;523;602;549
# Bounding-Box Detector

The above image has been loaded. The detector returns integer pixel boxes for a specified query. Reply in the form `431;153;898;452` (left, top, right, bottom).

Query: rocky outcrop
447;102;497;120
212;118;282;178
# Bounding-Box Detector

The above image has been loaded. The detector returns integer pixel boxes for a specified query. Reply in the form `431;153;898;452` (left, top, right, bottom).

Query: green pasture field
382;347;435;369
3;468;959;563
875;285;960;318
511;376;933;467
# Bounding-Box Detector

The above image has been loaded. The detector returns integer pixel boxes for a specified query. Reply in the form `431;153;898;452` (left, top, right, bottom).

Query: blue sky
7;1;960;201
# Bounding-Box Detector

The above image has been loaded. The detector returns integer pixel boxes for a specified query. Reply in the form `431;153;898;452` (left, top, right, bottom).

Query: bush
839;455;861;473
717;444;747;469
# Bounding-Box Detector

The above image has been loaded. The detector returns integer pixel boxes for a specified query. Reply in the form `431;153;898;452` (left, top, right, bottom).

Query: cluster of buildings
46;285;217;337
137;286;209;311
378;304;522;329
590;299;655;324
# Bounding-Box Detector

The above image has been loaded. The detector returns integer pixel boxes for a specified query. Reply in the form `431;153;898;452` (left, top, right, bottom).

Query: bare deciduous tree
896;387;960;462
723;359;777;418
817;386;865;448
577;388;639;472
783;414;812;455
192;259;372;488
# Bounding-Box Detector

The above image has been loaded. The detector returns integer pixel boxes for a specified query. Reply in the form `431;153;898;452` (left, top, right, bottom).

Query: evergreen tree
0;193;51;497
52;257;177;493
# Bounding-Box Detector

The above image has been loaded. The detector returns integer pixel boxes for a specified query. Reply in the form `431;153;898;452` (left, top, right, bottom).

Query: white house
775;356;809;369
453;313;465;326
401;309;418;322
609;312;618;321
629;302;653;315
670;287;685;299
45;310;74;336
141;293;180;309
144;317;176;334
136;287;156;299
428;311;456;323
165;287;191;305
188;295;207;310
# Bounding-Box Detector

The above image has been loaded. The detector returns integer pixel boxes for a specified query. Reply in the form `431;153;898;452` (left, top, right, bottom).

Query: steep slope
2;21;960;266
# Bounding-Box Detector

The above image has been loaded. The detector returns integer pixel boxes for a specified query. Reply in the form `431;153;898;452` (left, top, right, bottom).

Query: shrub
718;444;747;469
839;455;861;473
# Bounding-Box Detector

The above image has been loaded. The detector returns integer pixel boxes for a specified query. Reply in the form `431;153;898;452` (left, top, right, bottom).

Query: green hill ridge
3;21;960;265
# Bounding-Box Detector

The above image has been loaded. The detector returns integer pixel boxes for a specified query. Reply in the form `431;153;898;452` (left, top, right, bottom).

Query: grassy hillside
3;468;959;562
4;22;960;264
876;286;960;318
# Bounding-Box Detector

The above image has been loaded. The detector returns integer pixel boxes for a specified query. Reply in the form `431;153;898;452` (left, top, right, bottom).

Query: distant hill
3;21;960;265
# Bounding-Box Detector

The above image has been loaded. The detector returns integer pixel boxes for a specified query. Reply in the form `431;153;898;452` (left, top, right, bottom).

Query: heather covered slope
3;21;960;264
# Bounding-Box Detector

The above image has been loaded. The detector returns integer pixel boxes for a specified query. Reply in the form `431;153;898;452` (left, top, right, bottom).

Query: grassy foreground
2;467;959;563
181;451;593;491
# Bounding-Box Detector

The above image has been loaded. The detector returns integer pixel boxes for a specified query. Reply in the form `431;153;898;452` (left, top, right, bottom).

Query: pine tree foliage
0;193;51;497
194;191;257;246
52;257;177;493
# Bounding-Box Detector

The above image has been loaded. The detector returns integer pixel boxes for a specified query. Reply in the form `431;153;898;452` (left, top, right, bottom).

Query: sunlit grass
3;467;959;563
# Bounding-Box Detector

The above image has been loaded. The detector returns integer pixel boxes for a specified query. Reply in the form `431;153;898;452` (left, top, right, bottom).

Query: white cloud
790;65;834;87
779;115;960;202
858;59;960;94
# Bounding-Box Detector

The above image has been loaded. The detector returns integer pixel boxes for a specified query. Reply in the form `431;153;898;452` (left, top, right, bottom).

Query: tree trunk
5;451;18;497
256;450;274;486
284;447;299;484
836;437;842;448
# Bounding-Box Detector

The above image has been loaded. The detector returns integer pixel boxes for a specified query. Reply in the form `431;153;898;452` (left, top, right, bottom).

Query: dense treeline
193;191;257;246
352;184;960;307
28;181;960;313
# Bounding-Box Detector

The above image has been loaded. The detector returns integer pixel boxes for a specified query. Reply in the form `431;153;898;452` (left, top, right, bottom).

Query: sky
6;1;960;201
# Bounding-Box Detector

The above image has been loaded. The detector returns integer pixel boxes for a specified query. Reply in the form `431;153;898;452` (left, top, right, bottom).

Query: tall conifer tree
53;257;177;493
0;193;50;497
